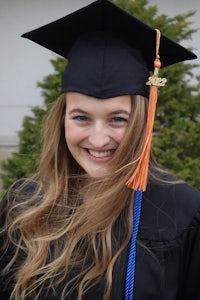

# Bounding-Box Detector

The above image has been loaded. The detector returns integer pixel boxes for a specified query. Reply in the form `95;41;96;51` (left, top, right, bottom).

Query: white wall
0;0;199;145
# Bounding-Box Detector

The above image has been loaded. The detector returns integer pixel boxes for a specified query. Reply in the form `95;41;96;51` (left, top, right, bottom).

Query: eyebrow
109;110;130;116
68;108;130;116
68;108;88;115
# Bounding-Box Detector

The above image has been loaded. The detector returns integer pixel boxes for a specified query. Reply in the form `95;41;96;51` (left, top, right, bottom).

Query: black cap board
21;0;197;99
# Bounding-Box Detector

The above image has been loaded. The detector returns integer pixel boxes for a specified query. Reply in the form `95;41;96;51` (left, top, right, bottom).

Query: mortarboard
21;0;197;100
21;1;197;300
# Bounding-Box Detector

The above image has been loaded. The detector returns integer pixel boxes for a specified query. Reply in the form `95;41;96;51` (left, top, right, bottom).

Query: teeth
88;150;113;158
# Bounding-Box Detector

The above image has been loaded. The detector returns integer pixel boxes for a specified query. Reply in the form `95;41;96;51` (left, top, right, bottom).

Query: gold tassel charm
146;75;167;87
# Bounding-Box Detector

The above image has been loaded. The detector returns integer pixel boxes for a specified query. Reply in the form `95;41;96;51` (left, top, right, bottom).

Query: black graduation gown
0;181;200;299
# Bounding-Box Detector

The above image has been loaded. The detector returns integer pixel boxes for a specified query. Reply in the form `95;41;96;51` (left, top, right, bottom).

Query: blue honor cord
125;190;143;300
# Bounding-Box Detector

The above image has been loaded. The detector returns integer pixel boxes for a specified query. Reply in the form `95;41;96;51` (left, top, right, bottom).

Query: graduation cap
22;0;197;191
21;0;196;99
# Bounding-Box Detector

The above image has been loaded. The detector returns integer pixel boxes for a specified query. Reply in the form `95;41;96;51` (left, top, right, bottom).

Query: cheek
113;127;128;143
65;122;83;146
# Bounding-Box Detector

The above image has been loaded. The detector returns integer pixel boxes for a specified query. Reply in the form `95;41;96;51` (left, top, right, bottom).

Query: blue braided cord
125;190;143;300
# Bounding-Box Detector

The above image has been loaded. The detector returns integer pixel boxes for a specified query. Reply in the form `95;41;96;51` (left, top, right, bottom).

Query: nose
88;122;110;148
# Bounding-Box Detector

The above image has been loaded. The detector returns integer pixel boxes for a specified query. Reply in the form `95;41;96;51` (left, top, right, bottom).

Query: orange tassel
126;29;167;191
126;82;158;191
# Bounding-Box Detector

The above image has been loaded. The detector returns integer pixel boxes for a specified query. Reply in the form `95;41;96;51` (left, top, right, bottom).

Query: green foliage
0;57;67;192
113;0;200;188
1;106;45;190
38;57;66;105
1;0;200;191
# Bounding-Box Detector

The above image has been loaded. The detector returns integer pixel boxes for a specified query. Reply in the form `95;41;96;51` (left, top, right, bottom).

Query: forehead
65;92;132;113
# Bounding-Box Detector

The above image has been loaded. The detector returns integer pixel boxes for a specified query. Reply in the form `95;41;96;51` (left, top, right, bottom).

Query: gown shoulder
0;179;39;299
140;181;200;241
135;182;200;300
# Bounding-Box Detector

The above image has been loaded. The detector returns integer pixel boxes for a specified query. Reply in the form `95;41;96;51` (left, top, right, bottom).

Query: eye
112;116;128;123
74;115;89;122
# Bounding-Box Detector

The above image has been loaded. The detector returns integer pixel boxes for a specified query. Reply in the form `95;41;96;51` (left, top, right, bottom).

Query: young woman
1;1;200;299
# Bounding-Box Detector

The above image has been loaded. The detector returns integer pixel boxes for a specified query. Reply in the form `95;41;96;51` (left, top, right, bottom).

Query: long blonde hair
2;93;167;299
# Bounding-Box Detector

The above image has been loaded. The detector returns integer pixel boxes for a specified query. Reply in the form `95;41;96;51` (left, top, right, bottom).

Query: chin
87;169;109;178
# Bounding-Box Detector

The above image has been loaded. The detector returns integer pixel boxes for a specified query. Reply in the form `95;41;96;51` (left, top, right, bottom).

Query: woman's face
65;92;131;177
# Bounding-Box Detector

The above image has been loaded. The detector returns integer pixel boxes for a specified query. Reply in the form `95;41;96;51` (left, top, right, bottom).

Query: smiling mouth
87;149;115;158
